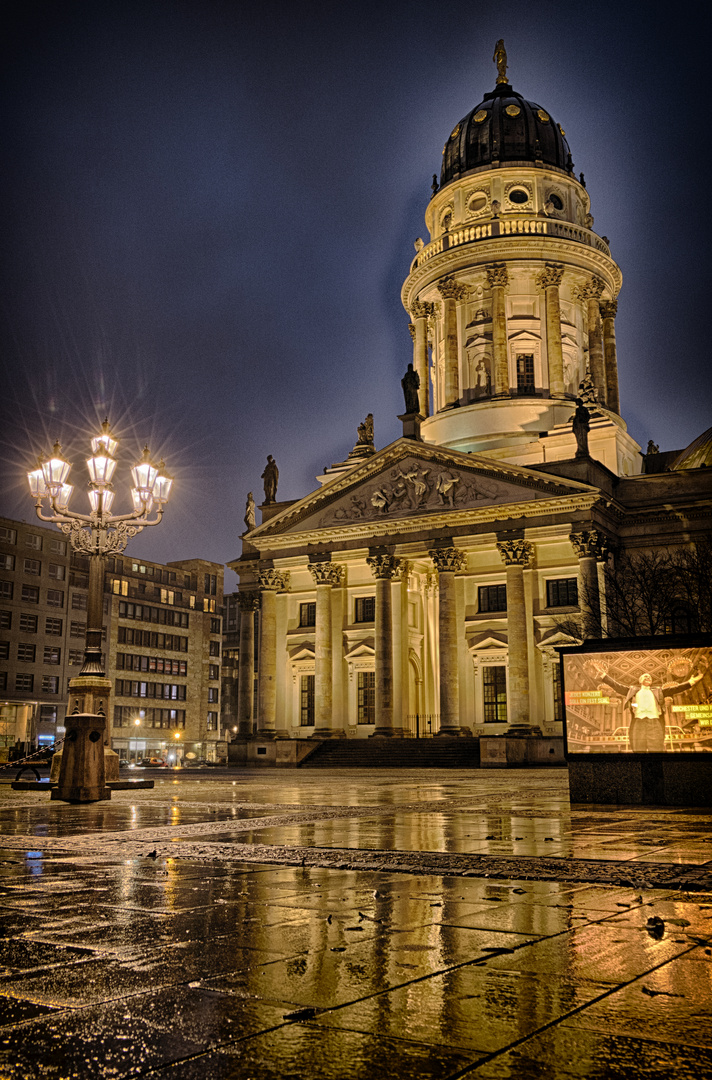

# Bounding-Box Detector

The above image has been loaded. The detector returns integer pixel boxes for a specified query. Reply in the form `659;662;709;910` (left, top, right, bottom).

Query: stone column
570;530;609;639
236;591;259;737
410;301;434;417
429;546;468;735
536;263;565;396
366;553;402;736
599;300;620;414
437;277;468;407
578;277;606;405
497;538;534;728
256;568;289;737
308;560;344;737
486;265;510;396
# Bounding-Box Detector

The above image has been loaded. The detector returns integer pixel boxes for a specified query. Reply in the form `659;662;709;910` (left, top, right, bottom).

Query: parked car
135;757;166;768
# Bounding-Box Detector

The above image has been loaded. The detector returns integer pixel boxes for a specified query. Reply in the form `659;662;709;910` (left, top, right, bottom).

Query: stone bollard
51;712;111;803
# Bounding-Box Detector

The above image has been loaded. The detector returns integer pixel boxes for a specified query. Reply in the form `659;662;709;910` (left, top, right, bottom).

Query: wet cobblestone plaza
1;768;711;1079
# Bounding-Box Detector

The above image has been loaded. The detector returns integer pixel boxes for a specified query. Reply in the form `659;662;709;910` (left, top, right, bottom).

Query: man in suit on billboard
589;662;704;752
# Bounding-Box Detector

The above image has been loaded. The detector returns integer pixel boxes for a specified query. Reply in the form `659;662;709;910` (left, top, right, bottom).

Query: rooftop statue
261;455;279;504
401;363;420;415
572;398;591;459
493;39;508;84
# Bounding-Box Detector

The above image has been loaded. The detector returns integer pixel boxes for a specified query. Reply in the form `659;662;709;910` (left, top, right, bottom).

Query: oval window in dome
549;193;564;210
558;124;566;137
450;124;461;140
505;104;521;117
468;192;487;214
537;109;550;122
473;110;488;123
508;188;529;205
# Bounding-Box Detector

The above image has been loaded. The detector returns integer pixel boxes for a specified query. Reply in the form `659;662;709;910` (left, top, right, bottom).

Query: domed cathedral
403;41;639;475
228;44;712;754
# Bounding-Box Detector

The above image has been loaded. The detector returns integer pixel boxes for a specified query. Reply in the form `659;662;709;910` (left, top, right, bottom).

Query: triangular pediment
245;439;598;546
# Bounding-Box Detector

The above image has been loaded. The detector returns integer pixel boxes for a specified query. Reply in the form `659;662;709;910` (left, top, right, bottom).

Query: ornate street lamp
26;420;172;801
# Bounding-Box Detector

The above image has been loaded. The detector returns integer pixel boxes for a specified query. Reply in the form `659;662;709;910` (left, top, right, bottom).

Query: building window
516;353;535;395
48;563;65;581
208;687;219;703
478;585;507;613
552;661;563;722
24;559;41;575
357;671;376;724
207;711;218;731
69;650;84;665
15;673;34;692
0;643;8;661
483;665;507;723
0;673;6;691
299;602;316;627
546;578;578;608
204;573;217;596
47;590;64;608
42;675;60;694
300;674;315;726
0;582;13;600
18;643;36;663
209;664;219;680
0;554;15;571
70;621;86;637
210;617;221;634
20;614;38;633
203;597;216;613
25;534;42;550
0;527;17;544
43;646;61;665
72;593;88;610
355;596;375;623
664;605;696;635
49;538;66;555
0;611;11;630
45;617;63;636
40;705;58;723
209;640;220;657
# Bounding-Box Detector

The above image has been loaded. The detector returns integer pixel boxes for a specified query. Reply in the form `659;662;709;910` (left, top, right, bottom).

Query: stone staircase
299;737;481;768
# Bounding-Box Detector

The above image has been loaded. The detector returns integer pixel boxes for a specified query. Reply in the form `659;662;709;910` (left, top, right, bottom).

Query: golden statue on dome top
493;39;509;84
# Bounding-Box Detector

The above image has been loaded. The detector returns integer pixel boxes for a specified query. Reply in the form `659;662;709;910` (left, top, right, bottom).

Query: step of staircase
300;737;481;768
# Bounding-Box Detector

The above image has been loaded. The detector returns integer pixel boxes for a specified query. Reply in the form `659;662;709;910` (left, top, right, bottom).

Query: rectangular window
43;646;61;665
48;563;65;581
18;642;36;662
357;671;376;724
49;538;66;555
208;664;219;680
0;673;6;691
208;687;218;703
207;711;218;731
20;613;38;633
23;559;41;576
45;617;63;636
516;353;535;395
69;650;84;665
209;640;220;657
0;610;11;629
210;617;221;634
25;534;42;550
0;643;8;660
72;593;88;610
355;596;376;623
546;578;578;608
478;585;507;613
47;590;64;608
42;675;59;694
299;602;316;627
483;666;508;723
0;554;15;571
40;705;57;723
70;621;86;637
300;674;315;726
15;673;34;692
0;527;17;544
204;573;217;596
0;581;13;600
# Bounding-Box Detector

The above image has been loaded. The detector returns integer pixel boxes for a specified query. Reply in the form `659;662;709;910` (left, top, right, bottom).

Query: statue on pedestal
261;455;279;504
244;492;256;532
572;398;590;458
401;363;420;414
357;413;374;447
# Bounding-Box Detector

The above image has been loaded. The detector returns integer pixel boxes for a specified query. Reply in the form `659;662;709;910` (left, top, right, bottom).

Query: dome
670;426;712;470
440;83;573;188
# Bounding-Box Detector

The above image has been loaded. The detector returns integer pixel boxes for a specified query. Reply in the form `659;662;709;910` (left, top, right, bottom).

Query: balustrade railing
414;217;610;269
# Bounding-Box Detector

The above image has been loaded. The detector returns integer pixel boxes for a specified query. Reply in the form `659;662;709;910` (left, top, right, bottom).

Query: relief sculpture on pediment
318;459;507;526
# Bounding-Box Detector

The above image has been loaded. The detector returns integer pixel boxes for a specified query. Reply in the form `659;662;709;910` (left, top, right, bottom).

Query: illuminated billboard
560;640;712;754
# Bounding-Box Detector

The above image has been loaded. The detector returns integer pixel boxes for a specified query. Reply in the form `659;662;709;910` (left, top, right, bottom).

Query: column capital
429;546;467;573
237;590;260;612
574;276;605;301
407;322;416;341
570;529;610;560
486;264;509;290
410;300;435;319
257;567;290;591
367;553;402;580
599;299;618;319
309;561;344;586
437;275;469;301
536;263;564;289
496;539;533;567
393;559;412;582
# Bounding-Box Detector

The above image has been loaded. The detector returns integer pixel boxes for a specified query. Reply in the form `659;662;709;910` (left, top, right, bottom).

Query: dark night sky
2;0;710;591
